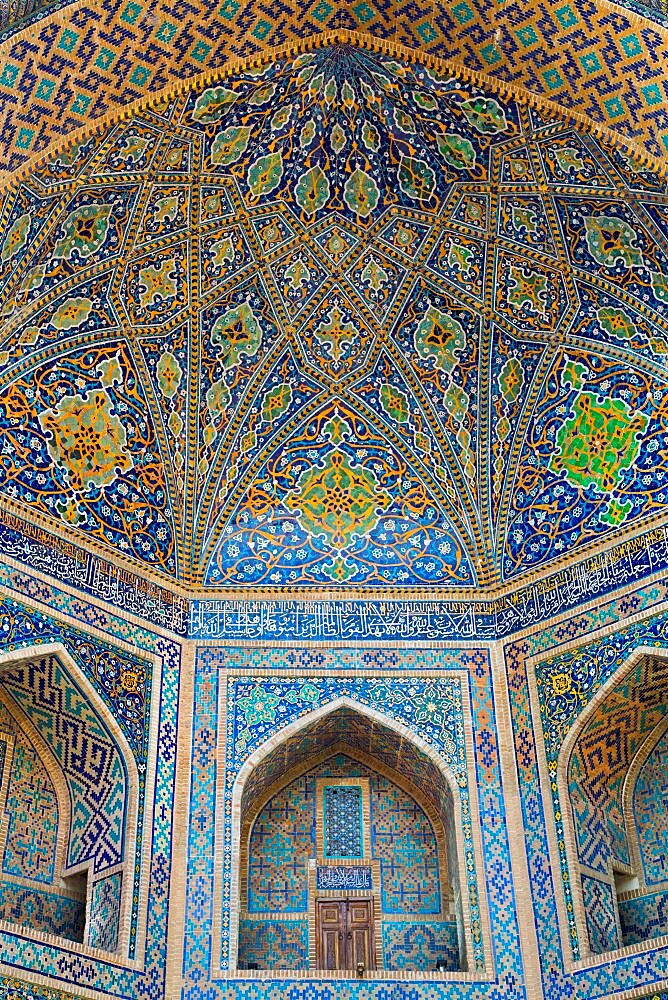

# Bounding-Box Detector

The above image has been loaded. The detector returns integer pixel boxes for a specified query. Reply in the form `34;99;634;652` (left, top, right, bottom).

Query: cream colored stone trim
618;879;668;901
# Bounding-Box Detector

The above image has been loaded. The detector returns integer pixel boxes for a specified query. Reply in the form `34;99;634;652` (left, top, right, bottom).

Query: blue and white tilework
183;646;524;999
0;571;181;1000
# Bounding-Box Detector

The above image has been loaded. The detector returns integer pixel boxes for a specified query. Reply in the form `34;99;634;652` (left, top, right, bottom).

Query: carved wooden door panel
316;899;375;971
347;898;375;972
316;899;346;971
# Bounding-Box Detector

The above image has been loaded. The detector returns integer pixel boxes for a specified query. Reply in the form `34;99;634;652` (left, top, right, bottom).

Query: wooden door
316;898;375;972
347;899;375;972
316;899;346;971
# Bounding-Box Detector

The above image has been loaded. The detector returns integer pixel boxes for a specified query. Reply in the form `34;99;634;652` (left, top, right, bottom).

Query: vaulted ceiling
0;0;668;182
0;39;667;590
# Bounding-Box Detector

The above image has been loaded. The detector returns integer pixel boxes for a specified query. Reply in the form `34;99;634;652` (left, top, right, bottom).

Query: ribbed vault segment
2;36;668;592
240;707;456;824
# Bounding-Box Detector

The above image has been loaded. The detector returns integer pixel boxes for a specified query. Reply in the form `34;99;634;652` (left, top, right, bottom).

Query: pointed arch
557;645;668;957
226;695;473;973
621;713;668;882
0;642;139;956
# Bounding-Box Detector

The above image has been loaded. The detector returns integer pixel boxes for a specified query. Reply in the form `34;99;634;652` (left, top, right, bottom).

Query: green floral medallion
211;301;263;369
39;388;132;492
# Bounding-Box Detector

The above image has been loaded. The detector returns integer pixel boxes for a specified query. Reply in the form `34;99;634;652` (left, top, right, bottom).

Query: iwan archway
559;650;668;960
0;643;139;957
229;698;471;975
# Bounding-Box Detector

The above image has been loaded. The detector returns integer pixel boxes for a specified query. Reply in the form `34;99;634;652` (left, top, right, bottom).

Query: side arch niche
230;698;470;975
561;651;668;957
0;644;138;956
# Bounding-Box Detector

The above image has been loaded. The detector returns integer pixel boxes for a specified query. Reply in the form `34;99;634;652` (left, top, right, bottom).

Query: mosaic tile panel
247;755;442;924
0;509;188;634
185;645;526;1000
0;593;152;958
0;40;667;592
231;686;476;969
0;882;84;942
506;593;668;1000
371;778;441;914
240;708;460;826
237;919;309;971
3;524;668;1000
1;656;127;874
324;786;362;859
6;559;668;1000
381;920;459;972
0;581;167;984
316;866;373;890
634;729;668;885
0;703;58;884
0;340;175;578
248;776;314;913
581;874;620;954
0;594;149;759
618;888;668;945
536;623;668;958
0;549;181;1000
87;871;122;952
1;0;668;179
5;493;668;638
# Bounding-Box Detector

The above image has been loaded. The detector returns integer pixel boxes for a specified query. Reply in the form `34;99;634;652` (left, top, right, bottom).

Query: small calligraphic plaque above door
316;866;373;890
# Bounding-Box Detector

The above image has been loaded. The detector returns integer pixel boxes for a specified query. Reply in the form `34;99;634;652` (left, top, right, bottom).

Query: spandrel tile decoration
1;14;668;1000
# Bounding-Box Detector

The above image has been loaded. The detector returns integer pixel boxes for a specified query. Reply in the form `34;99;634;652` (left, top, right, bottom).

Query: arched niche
229;697;470;975
0;643;138;956
560;650;668;957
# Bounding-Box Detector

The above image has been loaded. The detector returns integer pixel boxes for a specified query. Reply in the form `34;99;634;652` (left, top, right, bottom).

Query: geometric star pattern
2;0;668;177
0;38;667;589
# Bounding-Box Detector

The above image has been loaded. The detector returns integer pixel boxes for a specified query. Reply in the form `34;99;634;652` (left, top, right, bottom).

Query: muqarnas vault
0;13;667;1000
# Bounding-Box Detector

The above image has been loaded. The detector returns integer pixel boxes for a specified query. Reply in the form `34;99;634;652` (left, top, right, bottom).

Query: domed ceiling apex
1;39;668;592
